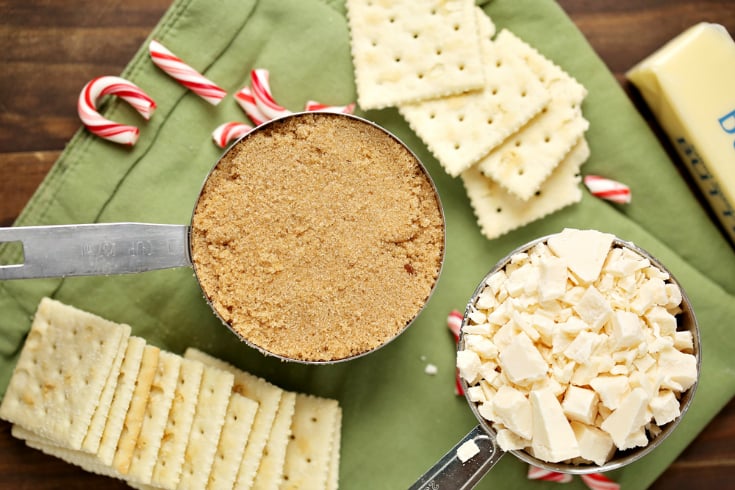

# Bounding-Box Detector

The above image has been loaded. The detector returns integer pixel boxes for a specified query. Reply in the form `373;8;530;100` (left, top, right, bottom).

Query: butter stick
627;22;735;245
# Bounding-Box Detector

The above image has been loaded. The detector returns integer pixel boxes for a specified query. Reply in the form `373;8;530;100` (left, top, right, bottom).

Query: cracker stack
345;1;592;239
0;298;342;490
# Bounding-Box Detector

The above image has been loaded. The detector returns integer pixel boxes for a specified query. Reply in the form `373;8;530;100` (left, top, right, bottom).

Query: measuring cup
0;112;446;364
409;234;700;489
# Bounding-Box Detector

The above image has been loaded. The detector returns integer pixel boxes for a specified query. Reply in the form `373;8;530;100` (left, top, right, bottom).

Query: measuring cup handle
408;424;502;490
0;223;191;280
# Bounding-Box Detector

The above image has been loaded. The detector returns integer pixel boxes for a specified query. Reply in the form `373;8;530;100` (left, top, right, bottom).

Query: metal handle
0;223;191;280
408;425;503;490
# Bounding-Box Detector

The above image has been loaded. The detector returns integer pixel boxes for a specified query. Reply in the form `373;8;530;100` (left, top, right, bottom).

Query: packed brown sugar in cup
190;114;444;362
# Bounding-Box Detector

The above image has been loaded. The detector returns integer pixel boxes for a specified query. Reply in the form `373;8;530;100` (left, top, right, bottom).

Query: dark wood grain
0;1;734;488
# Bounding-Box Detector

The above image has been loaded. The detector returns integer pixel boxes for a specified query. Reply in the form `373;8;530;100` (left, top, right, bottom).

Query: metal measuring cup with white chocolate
457;228;700;467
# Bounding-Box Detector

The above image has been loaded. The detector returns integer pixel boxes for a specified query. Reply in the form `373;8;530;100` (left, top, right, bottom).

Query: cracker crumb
191;114;444;362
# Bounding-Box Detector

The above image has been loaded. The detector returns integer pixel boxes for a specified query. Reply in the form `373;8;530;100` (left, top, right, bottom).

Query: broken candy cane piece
77;76;156;145
234;86;268;126
212;122;253;148
448;309;464;396
583;175;632;204
305;100;356;114
527;466;573;483
148;40;226;105
580;473;620;490
249;68;291;120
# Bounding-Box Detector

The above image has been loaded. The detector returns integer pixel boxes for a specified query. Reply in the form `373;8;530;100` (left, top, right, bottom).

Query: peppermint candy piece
149;40;226;105
77;76;156;145
583;175;632;204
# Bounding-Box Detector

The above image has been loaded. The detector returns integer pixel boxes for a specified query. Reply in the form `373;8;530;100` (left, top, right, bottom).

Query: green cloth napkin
2;0;734;488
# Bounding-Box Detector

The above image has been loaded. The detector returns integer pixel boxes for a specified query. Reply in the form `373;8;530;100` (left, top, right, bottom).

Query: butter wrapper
627;22;735;246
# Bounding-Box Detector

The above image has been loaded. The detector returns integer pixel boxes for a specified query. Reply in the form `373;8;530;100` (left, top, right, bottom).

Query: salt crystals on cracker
346;0;485;109
1;299;343;490
457;229;698;465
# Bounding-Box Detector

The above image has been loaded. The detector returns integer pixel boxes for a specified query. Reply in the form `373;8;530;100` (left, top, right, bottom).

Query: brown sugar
190;113;444;362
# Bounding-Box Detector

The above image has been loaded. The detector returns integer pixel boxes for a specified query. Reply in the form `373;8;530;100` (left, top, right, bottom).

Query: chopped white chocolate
458;230;697;466
562;386;598;425
492;386;532;440
498;332;548;384
649;390;681;426
547;228;615;284
571;422;615;466
456;439;481;463
530;388;580;463
600;388;649;449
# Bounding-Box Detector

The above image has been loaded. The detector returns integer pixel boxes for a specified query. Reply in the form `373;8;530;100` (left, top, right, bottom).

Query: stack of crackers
0;298;342;490
346;0;591;239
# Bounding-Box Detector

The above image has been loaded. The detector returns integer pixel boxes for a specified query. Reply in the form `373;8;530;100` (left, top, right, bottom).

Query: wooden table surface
1;1;734;488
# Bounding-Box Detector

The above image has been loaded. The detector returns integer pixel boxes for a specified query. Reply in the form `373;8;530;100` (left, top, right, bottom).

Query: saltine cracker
149;357;205;490
0;297;129;451
398;9;549;177
126;351;183;484
176;363;235;490
346;0;484;110
477;29;589;200
281;394;342;490
184;348;284;490
461;138;590;240
207;393;259;490
251;391;297;490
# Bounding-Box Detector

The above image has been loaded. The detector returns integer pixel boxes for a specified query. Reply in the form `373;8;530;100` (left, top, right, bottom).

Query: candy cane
249;68;291;120
527;466;573;483
77;76;156;145
447;309;464;396
148;40;226;106
583;175;631;204
212;122;253;148
234;86;269;126
305;100;356;114
580;473;620;490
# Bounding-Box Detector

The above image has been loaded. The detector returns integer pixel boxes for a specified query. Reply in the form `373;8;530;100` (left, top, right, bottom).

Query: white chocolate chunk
496;428;528;451
562;386;598;425
492;386;532;440
563;331;604;364
649;390;681;425
600;388;649;448
657;346;698;391
590;375;630;411
499;332;548;384
457;349;482;385
538;256;567;302
571;422;615;466
611;310;645;348
573;286;612;331
456;440;480;463
547;228;614;284
530;388;579;462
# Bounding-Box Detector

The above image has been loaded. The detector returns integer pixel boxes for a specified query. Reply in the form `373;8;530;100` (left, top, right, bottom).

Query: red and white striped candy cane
447;309;464;396
305;100;356;114
211;122;253;149
77;76;156;145
527;466;573;483
580;473;620;490
148;40;226;106
249;68;291;120
234;86;268;126
583;175;632;204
